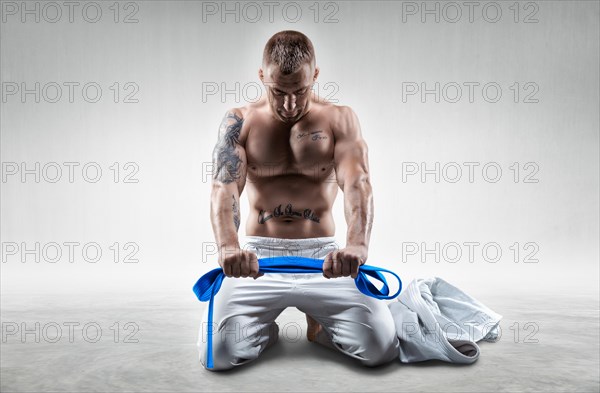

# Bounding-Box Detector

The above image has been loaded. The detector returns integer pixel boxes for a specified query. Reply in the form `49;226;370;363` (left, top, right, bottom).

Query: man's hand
219;247;263;279
322;246;368;279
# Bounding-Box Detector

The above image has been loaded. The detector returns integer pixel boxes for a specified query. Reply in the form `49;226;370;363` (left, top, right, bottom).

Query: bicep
212;110;247;194
333;107;370;190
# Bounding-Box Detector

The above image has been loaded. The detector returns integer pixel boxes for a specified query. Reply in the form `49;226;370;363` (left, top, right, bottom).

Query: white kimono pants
197;236;400;371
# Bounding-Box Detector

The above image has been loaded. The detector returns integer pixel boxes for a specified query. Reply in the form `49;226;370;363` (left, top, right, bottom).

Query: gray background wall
1;0;598;298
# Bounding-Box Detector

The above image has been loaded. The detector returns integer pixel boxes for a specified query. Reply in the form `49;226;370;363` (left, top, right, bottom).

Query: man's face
259;62;318;124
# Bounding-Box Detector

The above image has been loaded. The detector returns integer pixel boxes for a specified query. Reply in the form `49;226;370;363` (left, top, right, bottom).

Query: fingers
231;258;240;277
223;260;232;277
325;250;363;279
332;253;342;277
240;252;250;278
322;252;334;279
350;259;359;278
220;247;236;278
221;250;243;278
249;253;259;278
221;251;263;279
341;256;351;277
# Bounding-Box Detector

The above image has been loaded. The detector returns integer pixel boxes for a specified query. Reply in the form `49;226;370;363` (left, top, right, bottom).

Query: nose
283;96;296;113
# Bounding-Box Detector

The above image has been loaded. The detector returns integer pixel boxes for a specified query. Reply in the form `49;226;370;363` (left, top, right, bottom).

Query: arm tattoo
258;203;320;224
212;112;244;184
232;194;240;231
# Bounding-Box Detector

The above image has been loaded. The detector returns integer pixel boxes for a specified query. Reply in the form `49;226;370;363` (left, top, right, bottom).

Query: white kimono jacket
389;277;502;364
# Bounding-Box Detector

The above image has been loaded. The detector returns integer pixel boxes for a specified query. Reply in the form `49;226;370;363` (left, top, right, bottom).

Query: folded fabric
389;277;502;364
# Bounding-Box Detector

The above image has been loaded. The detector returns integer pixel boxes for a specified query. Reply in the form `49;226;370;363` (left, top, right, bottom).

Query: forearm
344;177;374;252
210;182;241;253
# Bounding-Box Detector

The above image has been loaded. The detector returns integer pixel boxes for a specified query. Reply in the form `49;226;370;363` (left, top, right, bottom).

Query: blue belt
192;256;402;369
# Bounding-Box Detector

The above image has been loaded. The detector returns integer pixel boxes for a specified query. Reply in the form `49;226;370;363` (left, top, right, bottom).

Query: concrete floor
1;290;598;393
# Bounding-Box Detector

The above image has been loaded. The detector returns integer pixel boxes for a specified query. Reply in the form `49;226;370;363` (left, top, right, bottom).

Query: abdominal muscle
244;175;338;239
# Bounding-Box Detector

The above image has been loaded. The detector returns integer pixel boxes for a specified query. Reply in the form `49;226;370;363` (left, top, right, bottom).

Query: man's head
259;30;320;124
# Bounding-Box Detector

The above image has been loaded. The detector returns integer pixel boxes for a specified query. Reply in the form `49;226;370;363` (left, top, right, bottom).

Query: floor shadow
400;359;466;368
206;338;402;376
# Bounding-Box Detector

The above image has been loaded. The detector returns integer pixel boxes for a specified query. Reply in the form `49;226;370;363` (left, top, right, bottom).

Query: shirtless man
201;30;399;370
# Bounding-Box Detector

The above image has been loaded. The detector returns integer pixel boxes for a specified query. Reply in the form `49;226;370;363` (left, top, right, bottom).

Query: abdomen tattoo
258;203;321;224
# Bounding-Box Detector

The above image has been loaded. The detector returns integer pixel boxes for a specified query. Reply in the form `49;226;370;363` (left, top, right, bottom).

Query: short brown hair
262;30;316;75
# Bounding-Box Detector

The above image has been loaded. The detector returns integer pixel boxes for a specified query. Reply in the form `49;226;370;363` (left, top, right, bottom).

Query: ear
258;68;264;83
313;66;320;81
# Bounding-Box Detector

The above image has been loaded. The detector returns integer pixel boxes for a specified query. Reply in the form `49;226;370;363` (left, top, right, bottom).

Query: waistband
240;235;337;250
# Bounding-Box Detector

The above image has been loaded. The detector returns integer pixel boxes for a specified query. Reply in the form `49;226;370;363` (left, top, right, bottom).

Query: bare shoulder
323;104;362;141
220;99;271;142
219;106;244;127
221;98;269;122
235;96;270;118
216;104;255;146
215;108;242;146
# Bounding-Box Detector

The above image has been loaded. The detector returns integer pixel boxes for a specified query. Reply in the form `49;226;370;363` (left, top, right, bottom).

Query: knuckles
220;251;259;278
324;250;363;278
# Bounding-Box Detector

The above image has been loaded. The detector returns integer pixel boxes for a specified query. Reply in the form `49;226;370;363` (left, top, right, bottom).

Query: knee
198;331;258;371
359;335;399;367
335;323;399;367
359;345;398;367
198;337;229;371
197;321;279;371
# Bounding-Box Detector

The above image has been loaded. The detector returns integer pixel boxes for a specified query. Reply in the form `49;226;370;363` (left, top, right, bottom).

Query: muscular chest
245;118;334;178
